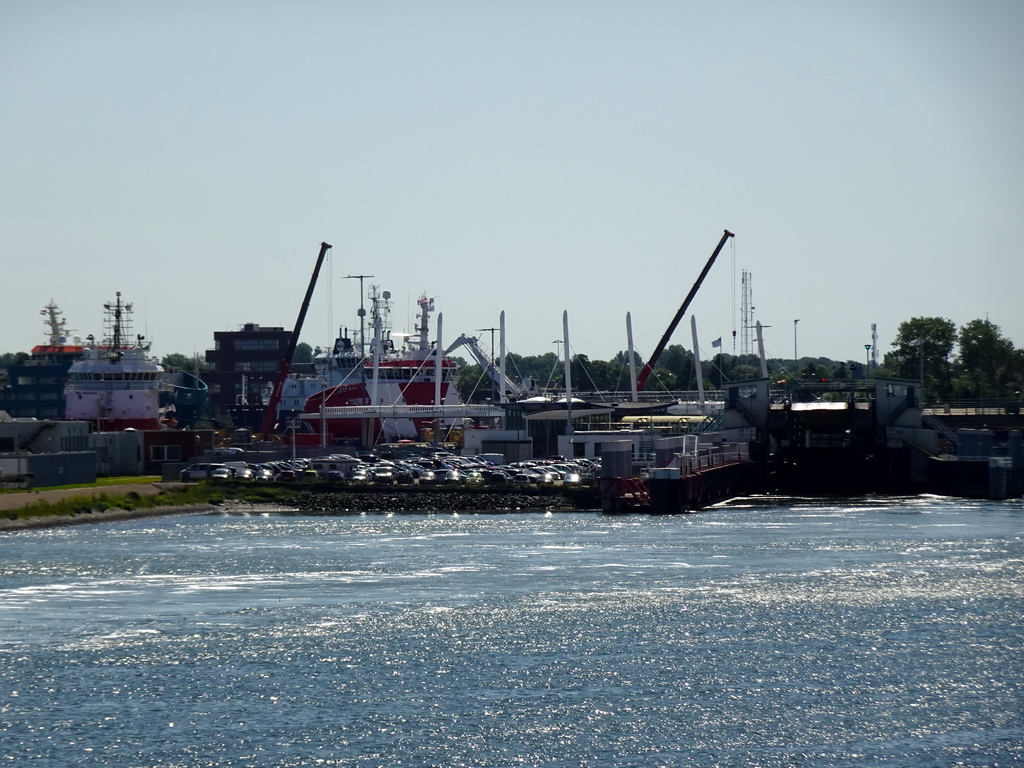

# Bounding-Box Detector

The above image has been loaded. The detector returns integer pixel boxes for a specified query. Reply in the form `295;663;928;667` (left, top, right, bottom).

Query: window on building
151;445;181;461
235;339;282;351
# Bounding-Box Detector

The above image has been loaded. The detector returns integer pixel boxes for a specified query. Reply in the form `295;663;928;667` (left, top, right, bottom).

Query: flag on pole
711;337;722;348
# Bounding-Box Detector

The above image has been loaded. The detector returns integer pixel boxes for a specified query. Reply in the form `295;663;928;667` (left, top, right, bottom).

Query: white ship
64;293;170;431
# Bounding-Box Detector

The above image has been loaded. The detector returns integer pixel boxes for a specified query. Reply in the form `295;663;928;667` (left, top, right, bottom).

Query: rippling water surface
1;496;1021;767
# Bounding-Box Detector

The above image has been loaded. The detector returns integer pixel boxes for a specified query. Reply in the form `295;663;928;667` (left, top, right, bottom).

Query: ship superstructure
295;289;472;445
64;293;170;430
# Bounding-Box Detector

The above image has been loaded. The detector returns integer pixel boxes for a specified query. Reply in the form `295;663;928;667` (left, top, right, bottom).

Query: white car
179;463;227;481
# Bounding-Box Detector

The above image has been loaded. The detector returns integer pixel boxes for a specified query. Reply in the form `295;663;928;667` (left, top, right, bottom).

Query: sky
2;1;1022;370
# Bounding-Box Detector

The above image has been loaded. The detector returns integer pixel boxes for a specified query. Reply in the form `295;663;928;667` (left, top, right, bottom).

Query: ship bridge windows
377;366;418;381
68;371;162;382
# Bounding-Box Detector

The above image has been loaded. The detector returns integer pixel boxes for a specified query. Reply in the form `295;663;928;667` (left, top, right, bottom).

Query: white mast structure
562;310;573;434
499;310;508;404
691;315;705;409
741;270;753;356
626;312;638;403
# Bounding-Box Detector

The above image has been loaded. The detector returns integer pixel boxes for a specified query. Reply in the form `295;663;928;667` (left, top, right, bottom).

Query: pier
595;376;1023;512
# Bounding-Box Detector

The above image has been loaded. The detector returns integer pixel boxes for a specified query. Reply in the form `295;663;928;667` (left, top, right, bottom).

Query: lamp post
793;319;800;366
865;344;872;376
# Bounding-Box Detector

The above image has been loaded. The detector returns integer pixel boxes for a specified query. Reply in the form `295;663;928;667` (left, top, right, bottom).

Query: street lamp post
865;345;872;377
793;319;800;366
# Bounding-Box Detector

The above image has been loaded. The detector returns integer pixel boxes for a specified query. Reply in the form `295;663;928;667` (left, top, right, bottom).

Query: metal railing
690;409;725;434
677;444;751;478
924;399;1022;416
922;414;960;445
302;403;506;420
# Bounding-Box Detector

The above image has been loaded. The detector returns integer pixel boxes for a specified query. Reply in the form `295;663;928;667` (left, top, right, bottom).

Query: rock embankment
279;487;585;515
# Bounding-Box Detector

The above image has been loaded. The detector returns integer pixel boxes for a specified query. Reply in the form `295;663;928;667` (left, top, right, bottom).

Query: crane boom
261;241;332;435
635;229;734;391
445;333;528;398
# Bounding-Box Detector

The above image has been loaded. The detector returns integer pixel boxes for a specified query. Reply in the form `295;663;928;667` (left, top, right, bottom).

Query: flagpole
710;336;723;393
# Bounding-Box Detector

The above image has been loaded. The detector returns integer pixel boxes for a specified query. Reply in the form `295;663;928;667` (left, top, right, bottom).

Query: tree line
880;317;1023;401
4;319;1020;406
454;317;1024;404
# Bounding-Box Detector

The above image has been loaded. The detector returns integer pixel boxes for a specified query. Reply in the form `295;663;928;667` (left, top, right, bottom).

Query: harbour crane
635;229;734;391
261;241;332;436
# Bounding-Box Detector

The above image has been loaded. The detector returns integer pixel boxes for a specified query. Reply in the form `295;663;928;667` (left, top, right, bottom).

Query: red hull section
301;382;376;442
300;380;458;445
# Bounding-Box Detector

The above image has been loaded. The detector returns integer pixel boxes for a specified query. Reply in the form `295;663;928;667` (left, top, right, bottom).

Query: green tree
569;355;630;393
504;351;563;391
294;342;314;364
658;344;697;388
0;351;30;371
454;363;490;402
161;352;210;371
887;317;957;399
955;319;1020;398
611;349;643;369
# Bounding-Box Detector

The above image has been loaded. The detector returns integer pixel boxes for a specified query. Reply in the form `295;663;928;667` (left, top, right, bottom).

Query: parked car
251;465;275;481
224;463;254;480
348;468;371;485
481;469;513;485
512;470;548;486
391;464;416;484
179;463;227;481
406;465;436;485
211;447;244;457
274;470;298;482
437;468;463;485
210;467;233;480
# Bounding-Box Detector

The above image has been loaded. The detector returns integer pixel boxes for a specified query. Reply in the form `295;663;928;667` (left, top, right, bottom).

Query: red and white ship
297;290;470;445
64;293;170;431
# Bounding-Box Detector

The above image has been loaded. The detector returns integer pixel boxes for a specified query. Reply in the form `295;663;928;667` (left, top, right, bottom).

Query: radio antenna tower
740;270;753;356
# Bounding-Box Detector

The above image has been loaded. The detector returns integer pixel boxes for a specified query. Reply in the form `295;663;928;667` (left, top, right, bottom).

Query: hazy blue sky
3;1;1022;370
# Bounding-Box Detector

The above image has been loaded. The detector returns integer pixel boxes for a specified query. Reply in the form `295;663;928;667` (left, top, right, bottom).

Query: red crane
635;229;734;391
261;241;333;436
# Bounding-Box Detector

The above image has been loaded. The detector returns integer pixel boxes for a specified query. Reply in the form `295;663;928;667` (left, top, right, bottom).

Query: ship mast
41;300;74;345
416;295;434;352
103;292;133;361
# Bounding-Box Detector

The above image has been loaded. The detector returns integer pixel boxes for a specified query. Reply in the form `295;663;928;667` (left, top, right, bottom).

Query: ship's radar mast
416;295;435;351
102;292;136;360
41;300;76;345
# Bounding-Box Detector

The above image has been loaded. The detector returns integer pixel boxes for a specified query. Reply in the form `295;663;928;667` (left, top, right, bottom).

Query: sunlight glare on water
1;496;1021;767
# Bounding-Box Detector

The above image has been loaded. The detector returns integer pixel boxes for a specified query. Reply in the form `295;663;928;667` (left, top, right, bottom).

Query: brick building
204;323;291;428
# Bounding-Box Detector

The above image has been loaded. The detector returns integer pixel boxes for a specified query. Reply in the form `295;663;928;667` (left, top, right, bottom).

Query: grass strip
2;485;219;522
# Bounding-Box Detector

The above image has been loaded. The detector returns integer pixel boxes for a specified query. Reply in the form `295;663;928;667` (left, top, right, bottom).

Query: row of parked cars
339;453;599;488
179;453;600;488
179;460;303;482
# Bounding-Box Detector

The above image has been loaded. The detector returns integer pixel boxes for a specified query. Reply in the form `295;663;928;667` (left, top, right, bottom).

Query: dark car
481;469;513;485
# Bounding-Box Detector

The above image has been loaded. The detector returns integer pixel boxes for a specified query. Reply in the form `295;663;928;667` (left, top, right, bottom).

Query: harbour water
1;496;1021;767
